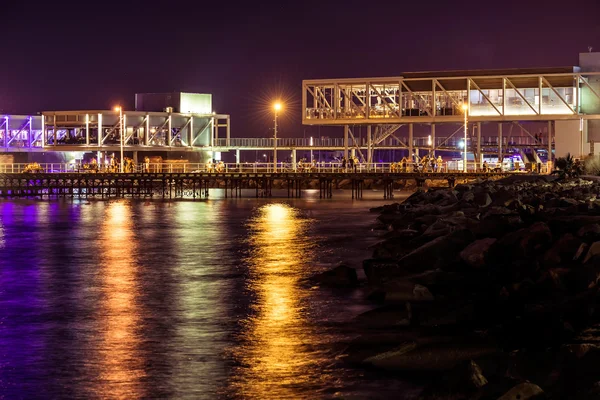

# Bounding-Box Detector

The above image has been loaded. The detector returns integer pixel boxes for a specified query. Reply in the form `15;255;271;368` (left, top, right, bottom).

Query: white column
226;116;231;147
344;125;349;160
167;115;172;147
367;125;372;166
477;121;482;170
97;113;102;146
189;116;194;148
145;115;150;146
498;123;503;165
547;121;552;165
431;123;435;157
408;123;414;165
85;114;90;145
41;115;45;147
292;149;297;171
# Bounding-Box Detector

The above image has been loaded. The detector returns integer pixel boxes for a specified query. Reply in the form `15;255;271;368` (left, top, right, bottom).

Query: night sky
2;0;600;137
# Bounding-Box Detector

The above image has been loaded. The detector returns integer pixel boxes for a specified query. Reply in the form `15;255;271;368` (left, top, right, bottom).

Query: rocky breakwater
343;176;600;399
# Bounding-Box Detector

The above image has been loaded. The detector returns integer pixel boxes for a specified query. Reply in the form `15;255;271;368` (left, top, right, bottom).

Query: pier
0;171;513;200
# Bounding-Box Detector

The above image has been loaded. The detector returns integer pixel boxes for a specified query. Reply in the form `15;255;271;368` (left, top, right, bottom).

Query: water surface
0;190;416;399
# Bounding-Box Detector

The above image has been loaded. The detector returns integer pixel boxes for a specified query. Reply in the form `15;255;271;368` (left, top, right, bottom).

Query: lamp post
273;102;282;172
115;106;124;173
461;103;468;173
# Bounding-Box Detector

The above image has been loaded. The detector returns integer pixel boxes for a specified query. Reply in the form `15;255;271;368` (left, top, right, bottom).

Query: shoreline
313;174;600;399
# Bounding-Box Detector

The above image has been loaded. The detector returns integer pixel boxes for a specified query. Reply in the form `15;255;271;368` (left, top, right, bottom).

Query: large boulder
368;280;434;303
584;241;600;264
398;229;475;273
460;238;497;268
363;339;498;372
308;264;358;287
487;222;553;273
354;304;411;329
497;382;544;400
541;233;583;268
363;258;400;284
473;192;492;207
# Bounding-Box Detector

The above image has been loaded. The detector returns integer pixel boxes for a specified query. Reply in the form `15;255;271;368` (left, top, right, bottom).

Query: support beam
28;117;32;148
477;122;482;169
189;117;194;148
167;115;172;147
226;116;231;146
367;125;372;166
548;121;553;164
408;124;414;165
343;125;349;160
431;124;435;157
498;123;503;164
40;115;45;147
97;113;102;146
145;115;150;146
85;114;90;145
292;149;297;171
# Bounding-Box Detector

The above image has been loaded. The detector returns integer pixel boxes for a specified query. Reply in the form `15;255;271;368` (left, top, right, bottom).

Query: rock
460;238;497;268
577;224;600;241
452;360;488;390
368;280;435;303
354;304;411;328
487;222;552;277
491;188;520;207
574;243;589;261
548;216;600;237
462;191;475;202
421;219;452;239
497;382;544;400
584;241;600;264
419;359;489;399
309;265;358;287
541;233;582;268
473;192;492;207
398;229;475;273
363;258;400;284
363;340;498;371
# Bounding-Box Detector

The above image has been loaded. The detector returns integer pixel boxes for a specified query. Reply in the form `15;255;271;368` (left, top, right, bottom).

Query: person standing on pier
342;157;347;172
144;156;150;173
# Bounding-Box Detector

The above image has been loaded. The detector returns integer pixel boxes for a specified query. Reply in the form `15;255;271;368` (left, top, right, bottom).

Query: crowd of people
206;160;225;172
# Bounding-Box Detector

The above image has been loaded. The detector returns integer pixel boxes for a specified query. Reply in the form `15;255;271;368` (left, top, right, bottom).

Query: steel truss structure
0;110;230;153
302;69;600;124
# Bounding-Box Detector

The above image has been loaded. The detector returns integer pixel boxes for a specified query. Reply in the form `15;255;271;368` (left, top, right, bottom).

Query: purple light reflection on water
0;196;419;399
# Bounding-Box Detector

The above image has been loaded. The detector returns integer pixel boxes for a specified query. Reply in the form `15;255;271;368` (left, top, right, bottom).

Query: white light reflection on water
230;203;329;399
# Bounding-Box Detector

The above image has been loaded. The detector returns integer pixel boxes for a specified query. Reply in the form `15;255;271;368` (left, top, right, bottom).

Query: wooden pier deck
0;171;513;199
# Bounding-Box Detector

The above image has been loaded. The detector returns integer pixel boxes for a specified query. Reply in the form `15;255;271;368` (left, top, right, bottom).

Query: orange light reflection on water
231;203;323;399
96;202;144;397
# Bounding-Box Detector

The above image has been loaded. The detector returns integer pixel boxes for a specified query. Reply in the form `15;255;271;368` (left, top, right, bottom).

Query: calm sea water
0;190;418;399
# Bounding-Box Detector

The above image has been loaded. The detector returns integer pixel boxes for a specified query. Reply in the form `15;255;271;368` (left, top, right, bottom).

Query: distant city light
114;106;121;112
274;102;282;112
459;140;465;149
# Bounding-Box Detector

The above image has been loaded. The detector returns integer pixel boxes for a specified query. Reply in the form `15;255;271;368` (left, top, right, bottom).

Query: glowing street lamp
114;106;124;173
273;102;282;172
461;103;468;173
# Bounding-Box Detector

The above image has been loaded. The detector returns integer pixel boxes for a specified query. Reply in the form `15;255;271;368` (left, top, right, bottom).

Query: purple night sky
2;0;600;137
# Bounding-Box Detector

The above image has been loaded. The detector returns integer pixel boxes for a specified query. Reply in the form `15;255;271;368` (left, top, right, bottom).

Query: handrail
0;160;549;174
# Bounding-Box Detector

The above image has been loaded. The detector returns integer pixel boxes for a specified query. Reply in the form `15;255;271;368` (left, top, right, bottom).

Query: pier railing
0;160;550;174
